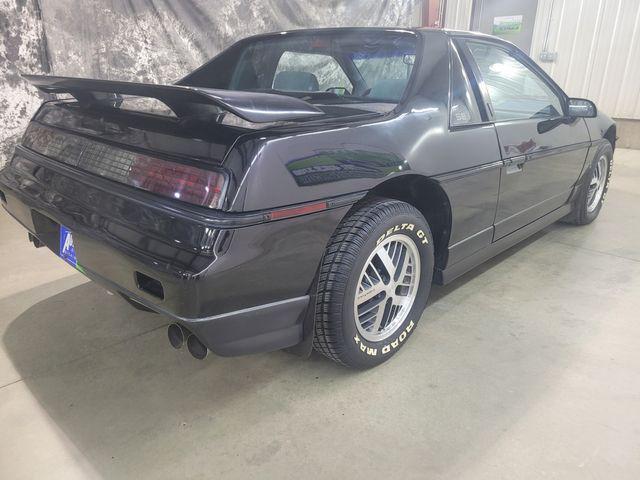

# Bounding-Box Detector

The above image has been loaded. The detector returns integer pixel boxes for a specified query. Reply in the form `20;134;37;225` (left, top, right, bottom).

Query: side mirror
567;98;597;118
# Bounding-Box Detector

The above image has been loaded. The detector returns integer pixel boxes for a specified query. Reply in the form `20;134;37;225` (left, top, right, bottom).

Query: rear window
182;31;418;109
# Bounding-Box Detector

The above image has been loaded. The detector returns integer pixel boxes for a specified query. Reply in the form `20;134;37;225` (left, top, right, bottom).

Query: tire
563;141;613;225
313;197;434;368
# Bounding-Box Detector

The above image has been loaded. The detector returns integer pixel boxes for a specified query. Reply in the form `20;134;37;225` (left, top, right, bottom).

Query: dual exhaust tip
167;323;208;360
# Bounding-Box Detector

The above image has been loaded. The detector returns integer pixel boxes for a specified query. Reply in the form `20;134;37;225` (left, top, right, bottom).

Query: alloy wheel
353;235;421;342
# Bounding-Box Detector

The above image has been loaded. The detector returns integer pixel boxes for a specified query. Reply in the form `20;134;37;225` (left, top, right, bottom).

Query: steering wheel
325;86;351;96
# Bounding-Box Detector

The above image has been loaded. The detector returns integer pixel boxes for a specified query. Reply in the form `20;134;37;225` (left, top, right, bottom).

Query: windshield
181;31;418;113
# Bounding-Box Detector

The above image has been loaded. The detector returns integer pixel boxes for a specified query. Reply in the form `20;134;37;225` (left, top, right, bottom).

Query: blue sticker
59;225;77;267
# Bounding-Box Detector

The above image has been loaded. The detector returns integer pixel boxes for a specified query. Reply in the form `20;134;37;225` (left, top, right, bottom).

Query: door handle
505;156;526;175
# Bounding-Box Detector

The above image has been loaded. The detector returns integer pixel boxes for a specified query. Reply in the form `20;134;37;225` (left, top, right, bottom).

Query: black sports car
0;28;615;368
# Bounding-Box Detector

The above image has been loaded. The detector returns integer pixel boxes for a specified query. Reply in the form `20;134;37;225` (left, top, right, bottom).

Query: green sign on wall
492;15;524;35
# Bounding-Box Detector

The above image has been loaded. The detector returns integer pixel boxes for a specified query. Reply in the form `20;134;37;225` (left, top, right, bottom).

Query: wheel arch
365;174;452;272
604;124;616;151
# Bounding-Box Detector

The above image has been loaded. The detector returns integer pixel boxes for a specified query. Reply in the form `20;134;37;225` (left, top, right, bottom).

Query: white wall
444;0;640;120
531;0;640;120
444;0;474;30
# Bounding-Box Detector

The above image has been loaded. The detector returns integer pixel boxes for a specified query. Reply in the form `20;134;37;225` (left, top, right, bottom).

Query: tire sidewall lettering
353;320;415;357
376;223;430;247
601;153;613;204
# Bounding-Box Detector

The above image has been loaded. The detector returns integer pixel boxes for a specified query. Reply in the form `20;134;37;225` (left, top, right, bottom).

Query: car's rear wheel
313;197;434;368
563;141;613;225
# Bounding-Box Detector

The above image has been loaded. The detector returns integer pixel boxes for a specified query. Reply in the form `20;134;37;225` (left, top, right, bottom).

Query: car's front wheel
313;198;434;368
563;141;613;225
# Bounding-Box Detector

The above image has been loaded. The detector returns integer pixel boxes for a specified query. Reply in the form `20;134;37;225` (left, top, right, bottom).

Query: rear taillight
127;154;226;208
22;123;227;209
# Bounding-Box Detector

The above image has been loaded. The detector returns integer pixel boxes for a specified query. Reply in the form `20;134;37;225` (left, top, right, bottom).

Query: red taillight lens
22;123;227;209
127;154;226;208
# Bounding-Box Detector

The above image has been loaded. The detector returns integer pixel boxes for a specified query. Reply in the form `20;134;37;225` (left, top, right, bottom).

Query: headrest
273;71;320;92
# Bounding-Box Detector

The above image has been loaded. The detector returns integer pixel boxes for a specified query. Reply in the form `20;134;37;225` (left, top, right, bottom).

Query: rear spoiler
22;74;324;123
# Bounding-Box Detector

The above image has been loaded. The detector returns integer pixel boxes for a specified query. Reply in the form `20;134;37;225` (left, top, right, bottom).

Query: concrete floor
1;149;639;480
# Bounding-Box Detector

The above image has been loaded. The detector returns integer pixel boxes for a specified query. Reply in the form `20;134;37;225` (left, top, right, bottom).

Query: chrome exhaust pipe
187;334;208;360
167;323;189;349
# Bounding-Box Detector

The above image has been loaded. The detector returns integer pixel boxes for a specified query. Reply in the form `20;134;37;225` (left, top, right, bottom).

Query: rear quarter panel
226;30;502;266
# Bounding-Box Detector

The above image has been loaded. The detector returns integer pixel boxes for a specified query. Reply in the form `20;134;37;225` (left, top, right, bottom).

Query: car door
440;40;502;266
460;38;591;240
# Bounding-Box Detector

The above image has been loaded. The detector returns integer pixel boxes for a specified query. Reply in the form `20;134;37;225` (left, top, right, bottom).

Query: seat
273;71;319;92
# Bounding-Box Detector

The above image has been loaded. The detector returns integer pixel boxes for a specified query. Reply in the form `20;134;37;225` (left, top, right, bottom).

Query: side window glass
466;41;563;121
450;44;482;126
273;51;352;93
352;52;415;101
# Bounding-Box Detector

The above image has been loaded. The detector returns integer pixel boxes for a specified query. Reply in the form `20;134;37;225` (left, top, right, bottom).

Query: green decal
492;15;523;35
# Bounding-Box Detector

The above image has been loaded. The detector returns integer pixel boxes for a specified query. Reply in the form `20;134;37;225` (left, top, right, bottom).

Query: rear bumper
79;263;310;357
0;149;352;356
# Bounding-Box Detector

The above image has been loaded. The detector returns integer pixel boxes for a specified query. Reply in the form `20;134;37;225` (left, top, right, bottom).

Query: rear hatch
15;75;327;211
0;75;326;273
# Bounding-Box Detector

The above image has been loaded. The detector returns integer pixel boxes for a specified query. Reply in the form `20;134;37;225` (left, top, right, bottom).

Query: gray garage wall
0;0;419;167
